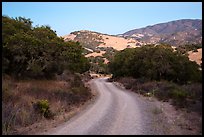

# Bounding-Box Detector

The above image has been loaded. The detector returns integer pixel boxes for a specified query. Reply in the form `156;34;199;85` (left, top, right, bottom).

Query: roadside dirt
113;81;202;135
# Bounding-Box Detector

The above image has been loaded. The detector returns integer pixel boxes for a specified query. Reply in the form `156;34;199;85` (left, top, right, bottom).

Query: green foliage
109;48;135;77
170;88;187;100
36;100;49;114
102;47;117;61
176;44;202;54
156;83;188;107
34;99;53;119
71;31;105;52
88;56;109;74
109;44;202;84
2;16;90;79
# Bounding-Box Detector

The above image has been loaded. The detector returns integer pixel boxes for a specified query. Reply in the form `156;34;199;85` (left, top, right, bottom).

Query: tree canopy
2;15;90;79
108;44;202;84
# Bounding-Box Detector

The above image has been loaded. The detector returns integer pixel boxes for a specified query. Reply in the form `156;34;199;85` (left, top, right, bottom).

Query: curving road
39;77;164;135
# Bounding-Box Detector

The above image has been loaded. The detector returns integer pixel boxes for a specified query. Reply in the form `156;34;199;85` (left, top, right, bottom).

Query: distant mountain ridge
121;19;202;46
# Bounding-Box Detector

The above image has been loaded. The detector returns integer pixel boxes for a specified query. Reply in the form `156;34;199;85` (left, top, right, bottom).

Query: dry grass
98;35;138;50
62;30;141;51
63;34;76;41
2;73;92;135
85;51;106;57
103;58;110;64
188;48;202;65
114;77;202;113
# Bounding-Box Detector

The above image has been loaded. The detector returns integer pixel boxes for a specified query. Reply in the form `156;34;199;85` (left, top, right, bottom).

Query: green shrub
34;99;54;119
169;88;188;107
170;89;187;100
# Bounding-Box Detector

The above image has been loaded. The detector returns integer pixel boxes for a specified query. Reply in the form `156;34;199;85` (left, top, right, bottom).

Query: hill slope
62;19;202;73
63;30;143;52
121;19;202;46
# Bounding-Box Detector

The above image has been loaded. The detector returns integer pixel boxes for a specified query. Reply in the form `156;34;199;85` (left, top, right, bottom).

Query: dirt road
38;77;168;135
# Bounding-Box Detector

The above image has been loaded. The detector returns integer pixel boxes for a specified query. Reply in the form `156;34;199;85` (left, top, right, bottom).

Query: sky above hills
2;2;202;36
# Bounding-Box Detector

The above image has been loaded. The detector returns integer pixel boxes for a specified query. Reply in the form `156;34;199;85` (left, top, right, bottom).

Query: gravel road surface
39;77;167;135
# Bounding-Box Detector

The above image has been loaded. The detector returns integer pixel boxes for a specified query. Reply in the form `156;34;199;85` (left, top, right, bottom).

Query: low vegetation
70;31;104;52
176;44;202;54
86;47;116;74
101;47;117;61
2;73;92;135
113;77;202;114
88;56;109;74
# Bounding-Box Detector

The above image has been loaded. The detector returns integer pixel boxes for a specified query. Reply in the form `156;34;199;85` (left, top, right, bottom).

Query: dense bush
176;44;202;54
33;99;54;119
109;44;202;84
88;56;109;74
2;15;90;79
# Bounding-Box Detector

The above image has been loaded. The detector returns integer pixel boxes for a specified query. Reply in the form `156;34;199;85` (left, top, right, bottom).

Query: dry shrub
2;73;92;135
115;77;202;112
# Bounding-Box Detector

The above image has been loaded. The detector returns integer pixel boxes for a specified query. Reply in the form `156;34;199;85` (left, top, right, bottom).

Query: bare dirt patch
98;35;138;50
85;51;106;57
188;48;202;65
